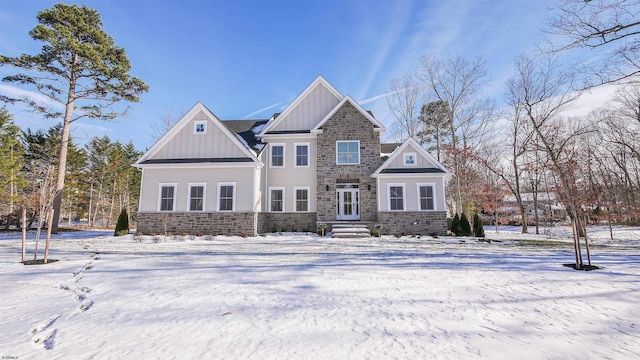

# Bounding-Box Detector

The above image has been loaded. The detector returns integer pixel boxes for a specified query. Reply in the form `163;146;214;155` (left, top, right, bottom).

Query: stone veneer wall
137;212;257;236
257;212;317;233
316;102;383;223
376;211;448;236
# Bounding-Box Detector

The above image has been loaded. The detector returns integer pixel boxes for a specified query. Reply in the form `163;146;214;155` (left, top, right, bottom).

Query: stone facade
316;102;383;223
137;212;257;236
376;211;448;236
257;212;317;233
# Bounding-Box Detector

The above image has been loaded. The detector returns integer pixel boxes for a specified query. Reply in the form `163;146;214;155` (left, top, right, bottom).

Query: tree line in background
0;107;141;230
386;0;640;243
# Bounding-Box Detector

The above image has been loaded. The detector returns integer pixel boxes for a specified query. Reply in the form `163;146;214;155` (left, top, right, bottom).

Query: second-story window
271;144;284;167
295;144;309;167
336;140;360;165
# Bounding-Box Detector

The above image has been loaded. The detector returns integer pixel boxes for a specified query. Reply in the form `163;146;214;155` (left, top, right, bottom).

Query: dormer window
403;153;416;166
194;121;207;134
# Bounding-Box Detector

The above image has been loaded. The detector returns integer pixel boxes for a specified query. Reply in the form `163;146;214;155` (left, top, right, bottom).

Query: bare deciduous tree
414;54;495;214
386;76;422;143
508;53;597;268
547;0;640;85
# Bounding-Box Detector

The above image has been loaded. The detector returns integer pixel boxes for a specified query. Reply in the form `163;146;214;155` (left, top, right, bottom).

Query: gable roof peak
258;76;344;135
134;101;260;167
372;137;450;177
312;95;386;133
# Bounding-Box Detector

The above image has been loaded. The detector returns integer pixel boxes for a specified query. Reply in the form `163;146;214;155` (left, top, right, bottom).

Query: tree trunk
21;209;26;263
88;182;94;227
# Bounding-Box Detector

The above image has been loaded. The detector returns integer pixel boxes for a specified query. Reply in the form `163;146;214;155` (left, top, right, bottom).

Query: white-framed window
194;121;207;134
295;143;309;167
418;183;436;211
403;153;417;166
218;183;236;211
270;144;285;167
294;187;310;212
388;184;405;211
188;183;206;211
336;140;360;165
269;187;285;212
158;183;177;211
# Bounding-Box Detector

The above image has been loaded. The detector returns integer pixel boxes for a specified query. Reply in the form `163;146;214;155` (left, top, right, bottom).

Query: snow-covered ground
1;226;639;359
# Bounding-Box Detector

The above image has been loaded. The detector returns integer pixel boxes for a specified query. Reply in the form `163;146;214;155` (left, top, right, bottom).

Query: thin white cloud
356;0;415;99
561;85;617;118
358;89;401;105
0;83;62;109
242;102;282;119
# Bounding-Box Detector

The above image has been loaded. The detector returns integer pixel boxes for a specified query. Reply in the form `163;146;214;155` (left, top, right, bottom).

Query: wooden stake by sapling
44;209;54;264
21;208;26;263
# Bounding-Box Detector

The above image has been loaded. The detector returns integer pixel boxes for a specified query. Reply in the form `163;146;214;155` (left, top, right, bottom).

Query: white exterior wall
271;85;340;132
151;110;248;160
260;137;317;212
386;149;441;168
376;176;447;212
139;166;257;212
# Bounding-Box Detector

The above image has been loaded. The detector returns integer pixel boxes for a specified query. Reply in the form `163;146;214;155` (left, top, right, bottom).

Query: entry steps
331;224;371;238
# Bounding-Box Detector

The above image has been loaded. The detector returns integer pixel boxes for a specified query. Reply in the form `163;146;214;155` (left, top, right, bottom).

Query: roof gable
312;96;385;133
372;138;449;176
259;76;343;134
134;102;260;167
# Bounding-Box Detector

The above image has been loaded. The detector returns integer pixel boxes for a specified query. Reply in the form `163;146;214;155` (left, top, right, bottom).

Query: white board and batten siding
150;110;248;161
270;83;341;132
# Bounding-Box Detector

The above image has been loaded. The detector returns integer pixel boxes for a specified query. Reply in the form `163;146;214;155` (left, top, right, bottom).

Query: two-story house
134;76;449;236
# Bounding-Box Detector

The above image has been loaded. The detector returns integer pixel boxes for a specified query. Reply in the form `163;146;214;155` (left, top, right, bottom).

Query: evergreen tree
62;142;88;225
417;100;450;162
21;126;61;227
114;208;129;236
460;213;471;236
1;3;148;232
473;213;485;238
0;108;24;227
451;213;462;236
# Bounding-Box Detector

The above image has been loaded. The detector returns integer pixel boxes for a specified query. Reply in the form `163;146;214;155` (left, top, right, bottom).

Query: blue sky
1;0;576;150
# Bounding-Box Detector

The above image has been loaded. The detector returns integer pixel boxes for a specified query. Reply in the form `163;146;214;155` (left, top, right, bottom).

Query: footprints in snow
30;251;100;350
30;314;61;349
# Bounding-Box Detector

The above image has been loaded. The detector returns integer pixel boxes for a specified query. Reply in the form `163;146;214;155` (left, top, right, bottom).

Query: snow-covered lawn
1;227;639;359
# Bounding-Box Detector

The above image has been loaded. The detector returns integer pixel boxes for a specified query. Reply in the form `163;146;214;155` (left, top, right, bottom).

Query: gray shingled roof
380;168;446;174
381;143;401;154
221;119;269;152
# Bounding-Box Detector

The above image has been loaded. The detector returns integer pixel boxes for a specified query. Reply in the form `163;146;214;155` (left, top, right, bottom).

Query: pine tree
114;208;129;236
0;108;24;228
1;3;148;233
473;213;485;237
460;213;471;236
451;213;462;236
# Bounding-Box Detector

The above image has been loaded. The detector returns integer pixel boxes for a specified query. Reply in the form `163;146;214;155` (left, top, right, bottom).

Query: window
295;143;309;167
159;184;176;211
294;187;309;212
389;184;405;211
188;184;205;211
418;184;435;211
194;121;207;134
218;183;235;211
336;141;360;164
271;144;285;167
270;188;284;212
404;153;417;166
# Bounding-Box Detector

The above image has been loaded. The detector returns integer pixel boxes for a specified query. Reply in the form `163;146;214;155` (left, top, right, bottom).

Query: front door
336;186;360;220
